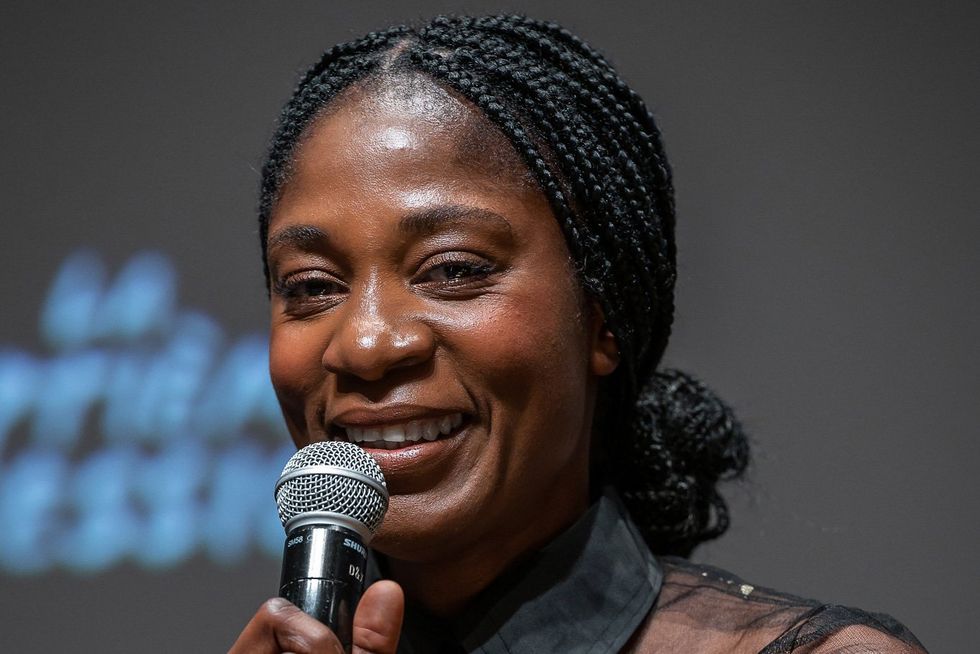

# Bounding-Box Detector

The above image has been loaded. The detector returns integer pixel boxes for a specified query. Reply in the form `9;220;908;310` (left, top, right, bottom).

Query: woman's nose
320;285;435;382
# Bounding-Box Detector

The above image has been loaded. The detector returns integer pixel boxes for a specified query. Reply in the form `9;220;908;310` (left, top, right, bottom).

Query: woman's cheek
491;284;585;368
269;325;324;415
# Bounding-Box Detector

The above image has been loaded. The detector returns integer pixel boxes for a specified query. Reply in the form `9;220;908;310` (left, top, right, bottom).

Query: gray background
1;1;976;651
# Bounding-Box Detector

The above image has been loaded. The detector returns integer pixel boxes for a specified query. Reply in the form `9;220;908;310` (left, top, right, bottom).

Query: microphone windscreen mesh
275;441;388;535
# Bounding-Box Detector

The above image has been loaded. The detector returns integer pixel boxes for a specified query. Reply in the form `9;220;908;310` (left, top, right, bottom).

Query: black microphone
274;441;389;652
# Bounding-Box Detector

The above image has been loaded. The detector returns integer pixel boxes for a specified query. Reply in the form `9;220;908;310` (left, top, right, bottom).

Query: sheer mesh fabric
623;557;927;653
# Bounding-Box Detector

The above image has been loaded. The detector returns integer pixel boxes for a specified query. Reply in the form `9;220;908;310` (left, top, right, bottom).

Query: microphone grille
275;441;388;536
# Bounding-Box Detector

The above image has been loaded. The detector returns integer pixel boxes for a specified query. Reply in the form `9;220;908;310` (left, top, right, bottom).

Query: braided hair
258;15;748;557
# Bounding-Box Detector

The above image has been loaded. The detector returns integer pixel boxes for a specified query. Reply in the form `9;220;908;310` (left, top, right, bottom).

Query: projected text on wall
0;251;292;574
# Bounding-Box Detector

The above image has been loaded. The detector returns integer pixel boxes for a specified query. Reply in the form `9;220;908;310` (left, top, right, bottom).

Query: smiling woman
230;14;927;654
265;71;609;607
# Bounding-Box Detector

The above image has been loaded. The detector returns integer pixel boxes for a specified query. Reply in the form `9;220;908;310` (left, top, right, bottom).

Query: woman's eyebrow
266;224;329;254
399;205;514;237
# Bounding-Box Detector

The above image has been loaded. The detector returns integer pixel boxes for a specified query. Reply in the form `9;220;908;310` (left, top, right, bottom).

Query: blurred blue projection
0;251;293;574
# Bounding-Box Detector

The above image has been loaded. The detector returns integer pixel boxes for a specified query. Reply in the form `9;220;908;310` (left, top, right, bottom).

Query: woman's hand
229;580;404;654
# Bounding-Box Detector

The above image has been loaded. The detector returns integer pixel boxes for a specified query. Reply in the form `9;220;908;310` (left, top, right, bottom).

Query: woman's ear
587;300;620;377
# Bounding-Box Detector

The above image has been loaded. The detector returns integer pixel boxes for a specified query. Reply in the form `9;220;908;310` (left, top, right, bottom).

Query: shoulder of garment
622;557;928;654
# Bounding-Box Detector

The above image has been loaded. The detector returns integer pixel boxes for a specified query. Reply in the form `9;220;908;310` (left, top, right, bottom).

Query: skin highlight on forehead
290;70;537;200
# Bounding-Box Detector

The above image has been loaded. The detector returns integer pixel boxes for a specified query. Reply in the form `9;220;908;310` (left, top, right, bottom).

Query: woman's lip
359;423;470;490
331;404;466;428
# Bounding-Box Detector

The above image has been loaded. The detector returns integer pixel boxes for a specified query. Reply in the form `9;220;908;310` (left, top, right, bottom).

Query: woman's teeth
341;413;464;449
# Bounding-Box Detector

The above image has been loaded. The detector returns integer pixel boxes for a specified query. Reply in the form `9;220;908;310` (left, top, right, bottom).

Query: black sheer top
634;558;926;653
372;490;927;653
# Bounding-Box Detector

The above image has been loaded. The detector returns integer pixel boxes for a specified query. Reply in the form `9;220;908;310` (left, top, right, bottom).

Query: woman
231;15;926;653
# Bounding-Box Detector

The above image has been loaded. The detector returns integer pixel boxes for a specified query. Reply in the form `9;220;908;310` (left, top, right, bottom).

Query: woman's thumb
352;580;404;654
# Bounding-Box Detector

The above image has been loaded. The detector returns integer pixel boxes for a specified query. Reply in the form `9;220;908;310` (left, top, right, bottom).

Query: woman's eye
419;257;495;286
297;280;341;296
274;272;346;308
429;262;491;281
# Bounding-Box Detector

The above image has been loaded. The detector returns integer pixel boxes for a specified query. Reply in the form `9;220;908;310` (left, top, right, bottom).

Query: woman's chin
370;491;482;562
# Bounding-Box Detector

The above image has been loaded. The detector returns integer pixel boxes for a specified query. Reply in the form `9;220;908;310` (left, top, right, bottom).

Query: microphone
274;441;389;652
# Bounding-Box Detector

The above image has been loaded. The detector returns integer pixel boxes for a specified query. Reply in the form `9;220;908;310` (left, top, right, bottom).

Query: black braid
258;15;749;556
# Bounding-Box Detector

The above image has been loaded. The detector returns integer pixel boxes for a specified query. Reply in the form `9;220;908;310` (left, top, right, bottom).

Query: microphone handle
279;523;369;653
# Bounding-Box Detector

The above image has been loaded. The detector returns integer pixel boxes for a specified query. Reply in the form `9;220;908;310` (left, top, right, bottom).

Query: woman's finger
352;581;405;654
228;597;343;654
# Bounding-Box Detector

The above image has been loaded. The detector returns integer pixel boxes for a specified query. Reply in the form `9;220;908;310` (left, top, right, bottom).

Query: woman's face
266;78;618;564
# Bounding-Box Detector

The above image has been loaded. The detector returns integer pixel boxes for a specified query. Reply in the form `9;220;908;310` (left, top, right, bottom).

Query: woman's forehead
290;74;533;194
269;78;561;256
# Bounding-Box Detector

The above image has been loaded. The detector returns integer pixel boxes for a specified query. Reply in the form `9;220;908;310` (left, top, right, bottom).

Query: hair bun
616;369;749;556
